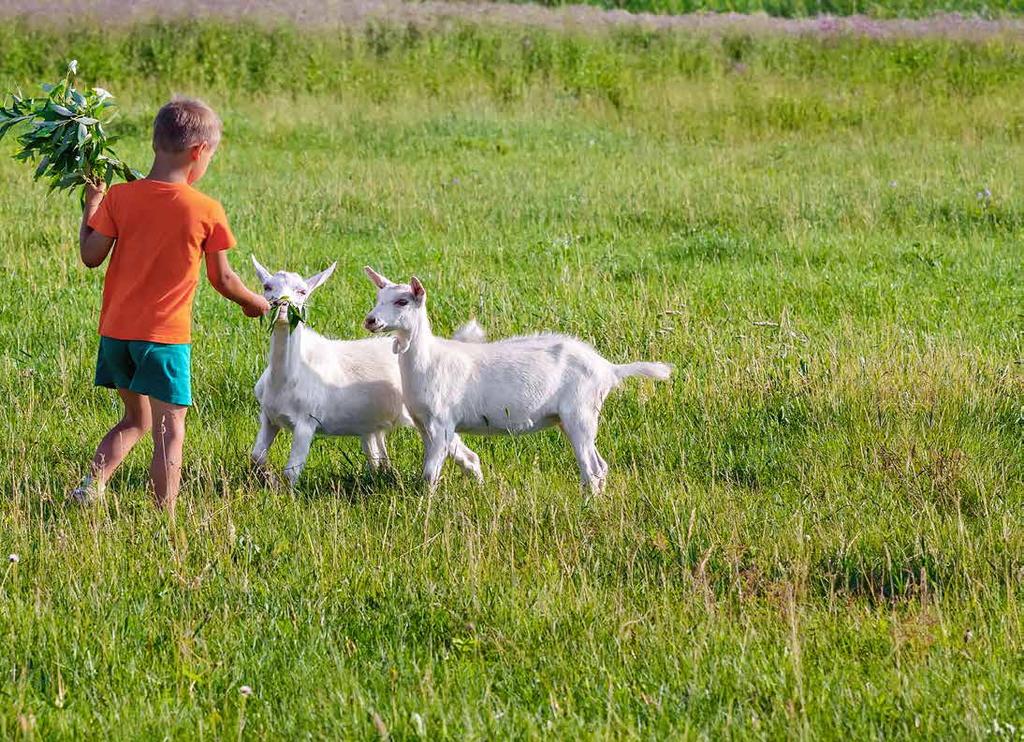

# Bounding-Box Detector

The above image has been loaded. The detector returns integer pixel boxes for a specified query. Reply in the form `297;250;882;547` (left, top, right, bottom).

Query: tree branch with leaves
0;60;141;196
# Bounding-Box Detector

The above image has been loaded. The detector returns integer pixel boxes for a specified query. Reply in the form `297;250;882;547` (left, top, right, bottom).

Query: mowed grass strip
12;0;1024;23
0;20;1023;739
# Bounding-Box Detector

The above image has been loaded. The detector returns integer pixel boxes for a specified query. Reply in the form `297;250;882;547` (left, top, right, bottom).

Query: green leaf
34;155;50;179
0;118;23;139
287;303;309;333
49;172;82;192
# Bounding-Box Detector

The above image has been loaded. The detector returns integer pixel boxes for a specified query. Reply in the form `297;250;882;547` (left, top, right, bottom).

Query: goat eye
298;289;307;295
395;299;408;307
263;284;271;291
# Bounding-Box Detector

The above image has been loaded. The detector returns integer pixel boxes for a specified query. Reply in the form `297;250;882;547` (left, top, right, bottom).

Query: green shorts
94;336;192;406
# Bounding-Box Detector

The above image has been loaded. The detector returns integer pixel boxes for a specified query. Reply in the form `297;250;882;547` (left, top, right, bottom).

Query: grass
2;19;1024;739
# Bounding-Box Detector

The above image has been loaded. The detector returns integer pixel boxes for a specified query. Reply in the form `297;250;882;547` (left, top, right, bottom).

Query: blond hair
152;97;222;153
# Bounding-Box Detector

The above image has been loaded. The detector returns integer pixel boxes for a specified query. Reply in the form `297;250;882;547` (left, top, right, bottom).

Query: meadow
1;17;1024;739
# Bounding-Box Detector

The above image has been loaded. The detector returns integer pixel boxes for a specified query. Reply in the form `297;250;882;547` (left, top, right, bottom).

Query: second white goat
363;267;673;493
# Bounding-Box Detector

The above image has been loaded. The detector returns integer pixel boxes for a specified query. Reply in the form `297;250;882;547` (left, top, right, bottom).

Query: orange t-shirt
88;179;235;344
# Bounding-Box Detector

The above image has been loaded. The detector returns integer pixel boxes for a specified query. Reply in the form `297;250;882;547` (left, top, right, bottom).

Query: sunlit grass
1;20;1023;739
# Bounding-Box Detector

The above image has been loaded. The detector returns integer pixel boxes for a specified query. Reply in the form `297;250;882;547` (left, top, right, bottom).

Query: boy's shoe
68;475;104;505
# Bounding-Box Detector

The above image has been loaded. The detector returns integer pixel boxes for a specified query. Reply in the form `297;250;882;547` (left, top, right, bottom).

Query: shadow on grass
291;464;415;505
811;540;958;607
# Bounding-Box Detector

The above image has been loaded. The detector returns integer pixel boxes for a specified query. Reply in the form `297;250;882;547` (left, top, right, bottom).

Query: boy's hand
242;295;271;318
83;181;106;211
79;181;114;268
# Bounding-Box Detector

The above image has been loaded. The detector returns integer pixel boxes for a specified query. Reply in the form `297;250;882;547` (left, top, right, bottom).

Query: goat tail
614;361;674;382
453;319;487;343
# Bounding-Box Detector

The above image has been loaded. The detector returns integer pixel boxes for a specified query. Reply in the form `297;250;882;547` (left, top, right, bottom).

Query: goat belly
317;420;389;436
460;413;558;435
264;407;301;431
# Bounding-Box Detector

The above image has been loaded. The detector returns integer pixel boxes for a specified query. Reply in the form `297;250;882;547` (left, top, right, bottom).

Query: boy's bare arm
80;183;115;268
205;250;270;317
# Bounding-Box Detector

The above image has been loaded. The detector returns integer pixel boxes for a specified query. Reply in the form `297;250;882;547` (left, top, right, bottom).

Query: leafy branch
0;59;142;195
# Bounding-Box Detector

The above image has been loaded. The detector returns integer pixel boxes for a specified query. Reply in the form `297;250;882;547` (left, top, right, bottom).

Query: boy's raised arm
205;250;270;318
80;183;115;268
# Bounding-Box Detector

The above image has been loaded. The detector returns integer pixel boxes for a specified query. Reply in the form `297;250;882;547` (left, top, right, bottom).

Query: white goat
250;258;484;487
362;267;673;493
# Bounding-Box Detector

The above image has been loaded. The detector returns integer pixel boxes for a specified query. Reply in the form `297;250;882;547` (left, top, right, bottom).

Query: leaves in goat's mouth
265;299;307;334
288;303;307;331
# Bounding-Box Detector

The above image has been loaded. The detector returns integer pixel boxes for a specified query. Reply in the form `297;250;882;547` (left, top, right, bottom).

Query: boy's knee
151;408;187;440
154;415;186;434
151;401;187;422
119;413;152;433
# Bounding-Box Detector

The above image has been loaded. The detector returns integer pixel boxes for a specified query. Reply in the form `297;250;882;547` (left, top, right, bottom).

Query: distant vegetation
2;19;1024;101
7;0;1024;22
509;0;1024;18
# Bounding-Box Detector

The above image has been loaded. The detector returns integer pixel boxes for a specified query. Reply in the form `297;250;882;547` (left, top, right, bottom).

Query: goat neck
268;312;305;386
396;306;435;364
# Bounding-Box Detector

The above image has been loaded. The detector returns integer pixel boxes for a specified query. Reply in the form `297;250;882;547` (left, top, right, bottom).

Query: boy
73;97;270;512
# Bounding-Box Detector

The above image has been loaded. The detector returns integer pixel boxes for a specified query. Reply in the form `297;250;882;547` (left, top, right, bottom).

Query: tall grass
1;19;1023;739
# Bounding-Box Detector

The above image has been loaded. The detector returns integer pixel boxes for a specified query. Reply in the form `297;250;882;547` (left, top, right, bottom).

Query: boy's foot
68;475;104;505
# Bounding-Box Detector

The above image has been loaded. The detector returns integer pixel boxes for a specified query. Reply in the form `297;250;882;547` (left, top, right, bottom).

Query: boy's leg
81;389;152;492
74;338;147;502
149;398;188;512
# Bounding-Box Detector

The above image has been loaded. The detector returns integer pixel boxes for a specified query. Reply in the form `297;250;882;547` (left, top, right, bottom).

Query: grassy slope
1;22;1023;739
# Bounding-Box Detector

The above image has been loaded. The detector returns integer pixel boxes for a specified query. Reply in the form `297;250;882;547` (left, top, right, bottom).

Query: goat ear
252;256;273;285
364;266;391;289
410;276;426;301
306;262;336;293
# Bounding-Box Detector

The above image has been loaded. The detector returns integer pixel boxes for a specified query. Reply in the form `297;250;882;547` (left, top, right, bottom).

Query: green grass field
1;20;1023;739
